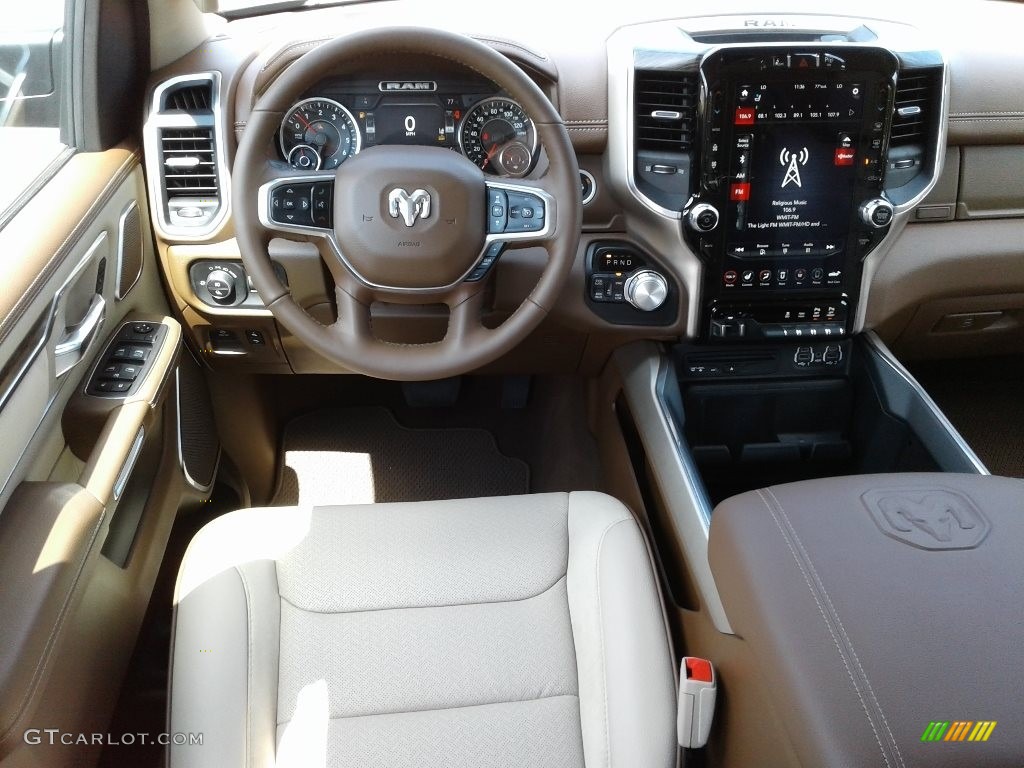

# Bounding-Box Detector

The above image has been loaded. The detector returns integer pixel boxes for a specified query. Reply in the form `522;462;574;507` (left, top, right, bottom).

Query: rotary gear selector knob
625;270;669;312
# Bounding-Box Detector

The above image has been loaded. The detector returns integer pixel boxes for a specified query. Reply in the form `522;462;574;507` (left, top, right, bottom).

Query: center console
683;47;899;342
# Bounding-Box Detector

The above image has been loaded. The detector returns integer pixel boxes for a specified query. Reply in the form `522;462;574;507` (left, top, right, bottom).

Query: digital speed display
371;103;446;146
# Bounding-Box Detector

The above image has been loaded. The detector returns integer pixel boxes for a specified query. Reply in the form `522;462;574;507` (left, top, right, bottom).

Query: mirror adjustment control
860;198;894;229
688;203;720;233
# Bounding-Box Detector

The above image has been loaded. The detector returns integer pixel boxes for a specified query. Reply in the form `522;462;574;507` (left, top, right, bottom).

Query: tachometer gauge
459;97;537;176
279;98;361;170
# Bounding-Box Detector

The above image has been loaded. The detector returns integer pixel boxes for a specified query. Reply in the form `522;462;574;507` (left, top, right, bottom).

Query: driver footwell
272;406;530;505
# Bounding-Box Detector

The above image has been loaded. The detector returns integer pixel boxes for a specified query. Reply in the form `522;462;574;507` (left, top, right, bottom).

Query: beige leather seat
168;492;677;767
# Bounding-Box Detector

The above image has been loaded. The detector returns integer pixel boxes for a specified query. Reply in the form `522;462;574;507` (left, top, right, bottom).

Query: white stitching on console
766;489;906;768
756;489;892;768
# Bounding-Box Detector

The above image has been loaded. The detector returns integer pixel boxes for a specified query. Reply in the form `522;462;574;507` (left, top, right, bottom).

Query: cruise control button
503;191;545;233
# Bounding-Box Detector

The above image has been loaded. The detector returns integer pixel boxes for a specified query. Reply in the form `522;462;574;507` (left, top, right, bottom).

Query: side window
0;0;70;219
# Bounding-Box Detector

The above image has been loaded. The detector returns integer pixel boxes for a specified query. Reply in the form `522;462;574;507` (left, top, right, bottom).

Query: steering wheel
233;27;581;380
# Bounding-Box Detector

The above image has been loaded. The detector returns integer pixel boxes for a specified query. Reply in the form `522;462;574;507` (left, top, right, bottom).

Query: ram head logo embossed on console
862;488;990;550
388;188;432;227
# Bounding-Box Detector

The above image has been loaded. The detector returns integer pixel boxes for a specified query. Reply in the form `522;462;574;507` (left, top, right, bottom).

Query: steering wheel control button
270;183;315;226
311;182;333;227
466;241;506;282
503;191;546;233
487;188;507;233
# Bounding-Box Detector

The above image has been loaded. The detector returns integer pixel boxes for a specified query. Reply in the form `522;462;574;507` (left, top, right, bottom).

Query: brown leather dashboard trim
0;144;139;349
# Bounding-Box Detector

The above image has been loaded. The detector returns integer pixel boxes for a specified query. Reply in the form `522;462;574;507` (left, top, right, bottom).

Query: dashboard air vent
634;70;697;151
891;71;936;146
160;127;219;198
165;82;212;112
147;73;226;238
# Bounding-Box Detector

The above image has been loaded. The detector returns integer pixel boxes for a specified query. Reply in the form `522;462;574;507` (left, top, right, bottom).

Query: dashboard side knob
625;270;669;312
688;203;720;232
860;198;895;229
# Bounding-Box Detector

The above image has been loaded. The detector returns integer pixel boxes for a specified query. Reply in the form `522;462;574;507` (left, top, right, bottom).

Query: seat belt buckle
677;656;717;749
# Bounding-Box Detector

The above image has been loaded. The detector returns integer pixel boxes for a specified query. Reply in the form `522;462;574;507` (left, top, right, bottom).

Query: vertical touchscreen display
727;81;866;254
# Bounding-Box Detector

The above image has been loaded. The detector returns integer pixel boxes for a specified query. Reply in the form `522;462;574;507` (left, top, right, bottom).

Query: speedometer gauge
459;97;537;176
279;97;361;170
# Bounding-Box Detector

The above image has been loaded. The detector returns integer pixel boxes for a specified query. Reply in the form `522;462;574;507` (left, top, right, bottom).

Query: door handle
54;294;105;377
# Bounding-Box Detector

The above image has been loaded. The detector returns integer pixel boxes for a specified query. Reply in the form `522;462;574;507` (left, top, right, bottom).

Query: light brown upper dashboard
143;0;1024;372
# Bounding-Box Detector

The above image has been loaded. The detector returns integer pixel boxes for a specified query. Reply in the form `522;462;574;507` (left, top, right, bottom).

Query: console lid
709;473;1024;767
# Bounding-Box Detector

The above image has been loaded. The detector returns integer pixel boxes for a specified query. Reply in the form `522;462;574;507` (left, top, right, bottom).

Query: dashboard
140;1;1024;374
276;79;537;177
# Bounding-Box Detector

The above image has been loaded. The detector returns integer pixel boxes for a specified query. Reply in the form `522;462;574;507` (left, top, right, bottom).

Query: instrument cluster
278;81;537;177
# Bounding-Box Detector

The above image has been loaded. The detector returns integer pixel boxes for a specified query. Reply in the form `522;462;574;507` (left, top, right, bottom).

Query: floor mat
912;357;1024;478
273;407;530;506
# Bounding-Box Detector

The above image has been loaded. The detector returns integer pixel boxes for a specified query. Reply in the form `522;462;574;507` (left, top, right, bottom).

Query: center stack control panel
682;47;900;342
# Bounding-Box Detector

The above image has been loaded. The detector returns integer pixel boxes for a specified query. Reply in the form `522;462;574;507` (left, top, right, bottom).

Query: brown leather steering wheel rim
233;27;581;381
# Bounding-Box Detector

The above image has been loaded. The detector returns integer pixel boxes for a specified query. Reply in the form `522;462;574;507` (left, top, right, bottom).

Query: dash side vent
164;82;212;112
634;70;698;151
159;127;219;198
147;73;225;238
891;69;939;146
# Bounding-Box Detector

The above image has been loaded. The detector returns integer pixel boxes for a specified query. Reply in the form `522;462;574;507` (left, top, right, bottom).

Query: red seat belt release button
678;656;717;748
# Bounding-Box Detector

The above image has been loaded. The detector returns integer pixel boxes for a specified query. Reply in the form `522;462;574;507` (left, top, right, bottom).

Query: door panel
0;145;198;767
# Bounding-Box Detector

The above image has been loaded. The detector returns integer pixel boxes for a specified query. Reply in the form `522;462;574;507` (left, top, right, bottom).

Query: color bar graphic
921;720;996;743
921;721;949;742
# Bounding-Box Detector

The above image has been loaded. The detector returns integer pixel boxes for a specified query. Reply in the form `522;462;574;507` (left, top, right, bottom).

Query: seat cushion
168;492;677;768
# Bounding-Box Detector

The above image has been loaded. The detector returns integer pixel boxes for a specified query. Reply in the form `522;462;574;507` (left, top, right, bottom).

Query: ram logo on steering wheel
387;188;432;227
